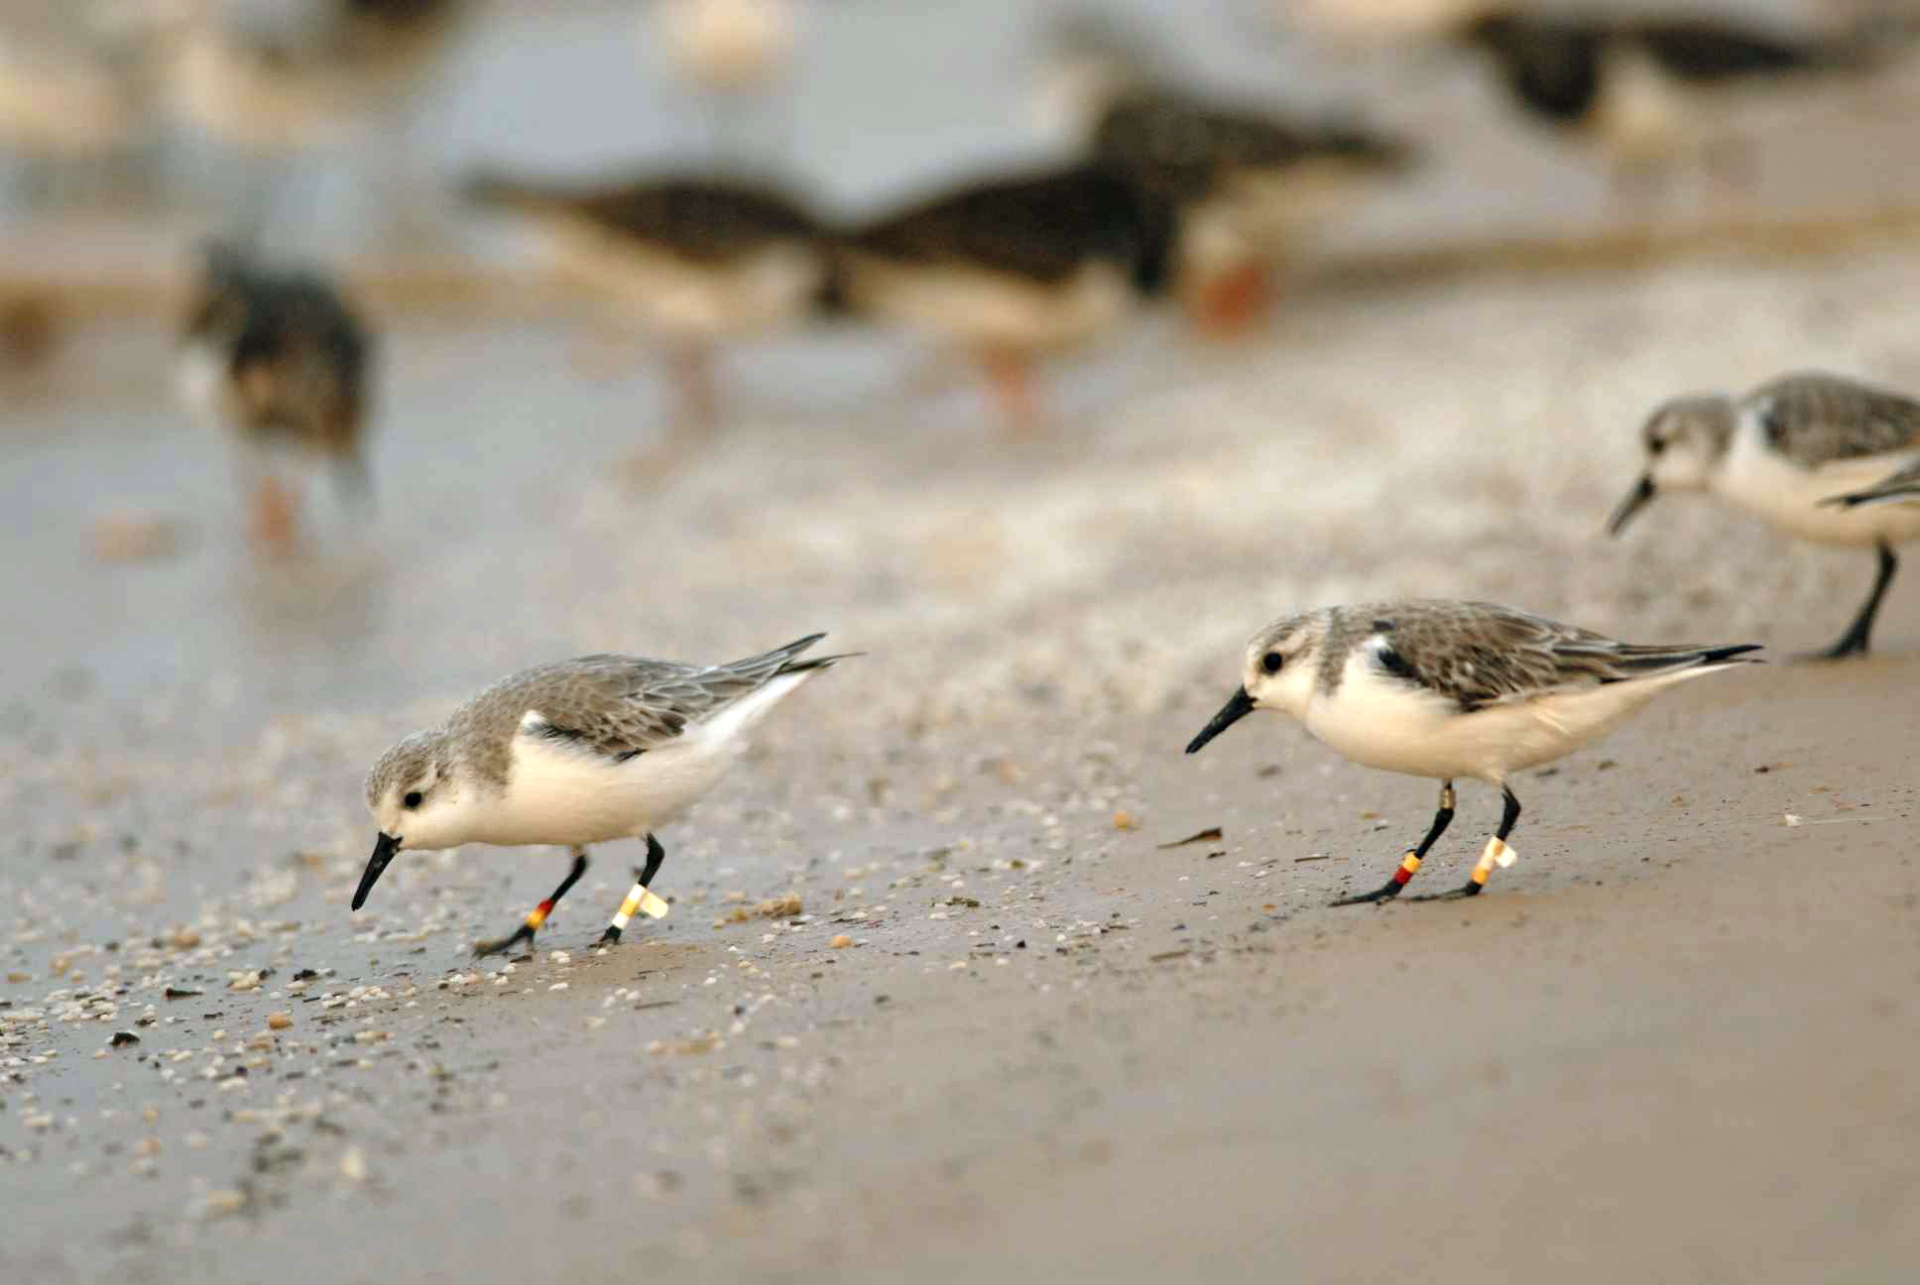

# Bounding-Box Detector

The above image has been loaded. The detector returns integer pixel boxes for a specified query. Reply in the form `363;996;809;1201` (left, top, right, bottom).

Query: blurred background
7;2;1920;1281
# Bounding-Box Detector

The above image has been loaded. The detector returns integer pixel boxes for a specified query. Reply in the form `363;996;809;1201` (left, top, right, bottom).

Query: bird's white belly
1302;660;1663;784
551;223;824;340
1718;437;1920;546
177;343;229;428
472;735;740;848
843;255;1133;352
1224;161;1394;244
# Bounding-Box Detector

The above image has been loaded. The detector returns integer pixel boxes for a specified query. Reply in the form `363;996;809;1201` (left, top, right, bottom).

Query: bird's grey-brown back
363;729;444;812
1744;371;1920;467
384;634;838;796
1640;392;1737;467
1258;600;1757;709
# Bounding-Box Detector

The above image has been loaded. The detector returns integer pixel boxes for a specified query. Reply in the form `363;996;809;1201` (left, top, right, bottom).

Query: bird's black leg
598;834;668;946
1332;782;1455;907
1810;542;1897;661
474;849;589;957
1446;786;1522;900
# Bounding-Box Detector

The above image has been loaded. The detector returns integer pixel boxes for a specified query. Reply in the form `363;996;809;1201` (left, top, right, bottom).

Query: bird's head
1608;393;1735;534
356;730;464;910
1185;611;1325;754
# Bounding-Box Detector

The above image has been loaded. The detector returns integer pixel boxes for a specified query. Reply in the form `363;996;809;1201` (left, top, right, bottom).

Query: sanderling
1184;600;1759;903
1609;371;1920;659
356;634;850;956
1034;9;1410;333
833;162;1173;436
464;169;832;435
179;241;374;550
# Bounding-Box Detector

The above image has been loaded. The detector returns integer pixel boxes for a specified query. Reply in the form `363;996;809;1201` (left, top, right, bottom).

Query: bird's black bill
1606;474;1655;536
1185;687;1256;755
352;832;400;911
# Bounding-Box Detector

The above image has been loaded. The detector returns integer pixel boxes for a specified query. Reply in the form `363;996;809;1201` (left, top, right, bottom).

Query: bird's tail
1595;642;1764;682
722;633;861;683
1819;480;1920;510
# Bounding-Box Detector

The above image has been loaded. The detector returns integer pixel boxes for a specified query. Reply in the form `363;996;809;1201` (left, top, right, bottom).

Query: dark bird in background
179;241;375;551
831;163;1176;437
1454;5;1909;191
463;169;835;445
1034;10;1413;334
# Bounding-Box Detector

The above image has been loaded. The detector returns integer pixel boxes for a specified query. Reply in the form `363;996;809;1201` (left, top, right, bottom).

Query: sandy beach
5;235;1920;1282
7;0;1920;1277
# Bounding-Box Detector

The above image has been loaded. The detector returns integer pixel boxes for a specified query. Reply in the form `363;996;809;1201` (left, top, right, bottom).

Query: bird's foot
1408;881;1485;903
1799;637;1870;663
473;923;536;958
1330;882;1404;908
596;925;623;947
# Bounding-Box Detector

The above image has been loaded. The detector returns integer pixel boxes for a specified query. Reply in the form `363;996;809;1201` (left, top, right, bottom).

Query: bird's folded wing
1368;605;1670;711
1756;373;1920;466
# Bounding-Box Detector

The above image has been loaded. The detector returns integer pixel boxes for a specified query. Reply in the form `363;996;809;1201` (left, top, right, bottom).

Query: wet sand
4;243;1920;1283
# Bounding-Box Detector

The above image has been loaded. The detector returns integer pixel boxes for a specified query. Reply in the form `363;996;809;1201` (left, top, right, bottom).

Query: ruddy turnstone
832;162;1174;435
464;168;833;436
178;240;374;550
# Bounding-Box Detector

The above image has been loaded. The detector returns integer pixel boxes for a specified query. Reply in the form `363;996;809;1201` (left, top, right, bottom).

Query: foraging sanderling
1184;600;1759;902
1609;371;1920;658
356;634;850;956
179;241;374;550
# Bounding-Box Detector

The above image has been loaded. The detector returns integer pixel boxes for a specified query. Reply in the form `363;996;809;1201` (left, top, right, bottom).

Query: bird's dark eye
1262;651;1284;674
1647;437;1666;456
402;791;423;810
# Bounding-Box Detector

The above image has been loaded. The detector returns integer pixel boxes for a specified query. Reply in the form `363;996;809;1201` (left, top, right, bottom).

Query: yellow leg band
1400;853;1422;874
524;905;549;930
617;890;644;920
1470;844;1497;885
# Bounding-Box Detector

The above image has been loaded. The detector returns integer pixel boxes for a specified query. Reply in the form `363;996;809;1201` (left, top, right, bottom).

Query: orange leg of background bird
1186;261;1274;339
248;475;300;551
978;345;1040;439
669;341;720;439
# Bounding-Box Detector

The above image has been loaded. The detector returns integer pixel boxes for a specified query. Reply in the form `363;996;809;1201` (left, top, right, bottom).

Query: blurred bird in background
1289;0;1915;201
463;167;835;447
178;241;375;551
1033;9;1413;335
833;162;1175;437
